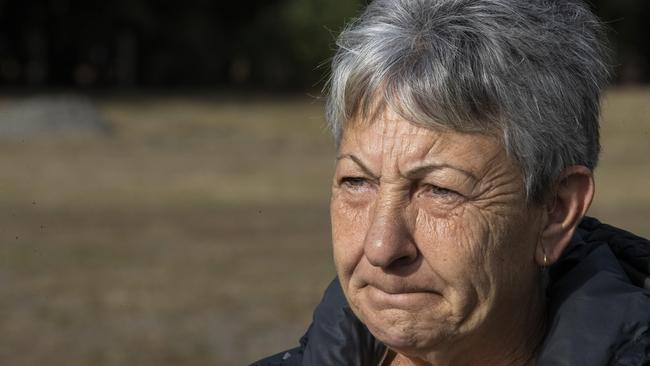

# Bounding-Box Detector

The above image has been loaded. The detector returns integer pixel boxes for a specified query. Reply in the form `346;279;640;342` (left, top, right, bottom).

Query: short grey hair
325;0;610;202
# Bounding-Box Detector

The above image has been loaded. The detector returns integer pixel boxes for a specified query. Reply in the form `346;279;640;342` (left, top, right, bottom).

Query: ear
535;166;595;266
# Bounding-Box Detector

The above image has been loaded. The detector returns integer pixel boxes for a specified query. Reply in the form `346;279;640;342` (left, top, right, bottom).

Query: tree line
0;0;647;90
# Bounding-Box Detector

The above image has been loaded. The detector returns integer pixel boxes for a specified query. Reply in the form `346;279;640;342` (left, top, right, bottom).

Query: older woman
254;0;650;365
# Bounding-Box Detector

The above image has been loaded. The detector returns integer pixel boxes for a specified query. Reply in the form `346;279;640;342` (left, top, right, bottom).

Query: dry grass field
0;88;648;366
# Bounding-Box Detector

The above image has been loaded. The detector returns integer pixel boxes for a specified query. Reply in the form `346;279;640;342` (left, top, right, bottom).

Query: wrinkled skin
330;110;546;365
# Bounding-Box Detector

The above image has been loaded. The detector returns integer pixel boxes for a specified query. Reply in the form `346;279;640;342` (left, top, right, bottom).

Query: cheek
414;207;495;298
484;210;541;287
415;206;488;267
440;204;539;307
330;194;371;281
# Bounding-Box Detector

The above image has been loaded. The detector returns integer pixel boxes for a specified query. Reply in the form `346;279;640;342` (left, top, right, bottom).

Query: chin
375;328;419;350
363;308;443;352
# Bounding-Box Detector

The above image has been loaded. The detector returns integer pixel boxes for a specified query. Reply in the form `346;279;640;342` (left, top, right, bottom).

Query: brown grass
0;88;648;365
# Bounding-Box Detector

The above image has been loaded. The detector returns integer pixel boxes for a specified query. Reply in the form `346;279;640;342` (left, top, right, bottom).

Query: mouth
363;278;440;295
364;284;442;310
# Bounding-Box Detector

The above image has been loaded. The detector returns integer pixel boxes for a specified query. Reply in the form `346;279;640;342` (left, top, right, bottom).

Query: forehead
339;109;510;176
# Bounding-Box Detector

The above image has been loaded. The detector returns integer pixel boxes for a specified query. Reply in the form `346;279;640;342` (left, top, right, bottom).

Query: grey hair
325;0;610;202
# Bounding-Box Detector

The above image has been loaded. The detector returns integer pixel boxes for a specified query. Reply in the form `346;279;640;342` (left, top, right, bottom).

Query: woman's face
330;110;544;356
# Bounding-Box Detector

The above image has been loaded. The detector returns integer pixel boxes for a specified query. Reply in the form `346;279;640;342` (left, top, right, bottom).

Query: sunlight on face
330;109;544;357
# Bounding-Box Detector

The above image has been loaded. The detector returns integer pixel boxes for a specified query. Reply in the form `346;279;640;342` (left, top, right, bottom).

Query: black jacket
252;217;650;365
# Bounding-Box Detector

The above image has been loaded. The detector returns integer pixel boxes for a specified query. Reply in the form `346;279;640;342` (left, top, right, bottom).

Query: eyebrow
336;154;378;179
336;153;478;182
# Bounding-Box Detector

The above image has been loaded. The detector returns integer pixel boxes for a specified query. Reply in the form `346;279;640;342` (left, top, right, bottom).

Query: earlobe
536;166;595;266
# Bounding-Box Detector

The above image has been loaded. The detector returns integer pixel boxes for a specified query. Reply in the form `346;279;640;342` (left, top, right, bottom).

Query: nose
363;200;418;269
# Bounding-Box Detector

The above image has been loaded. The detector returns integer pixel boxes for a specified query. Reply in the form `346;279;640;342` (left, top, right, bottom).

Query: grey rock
0;94;111;139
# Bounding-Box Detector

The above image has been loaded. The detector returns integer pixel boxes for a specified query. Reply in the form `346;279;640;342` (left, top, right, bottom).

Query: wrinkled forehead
339;107;511;178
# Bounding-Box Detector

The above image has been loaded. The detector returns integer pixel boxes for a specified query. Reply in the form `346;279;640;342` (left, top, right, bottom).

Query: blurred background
0;1;648;365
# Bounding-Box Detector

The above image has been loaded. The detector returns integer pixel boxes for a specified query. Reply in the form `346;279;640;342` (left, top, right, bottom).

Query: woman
254;0;650;364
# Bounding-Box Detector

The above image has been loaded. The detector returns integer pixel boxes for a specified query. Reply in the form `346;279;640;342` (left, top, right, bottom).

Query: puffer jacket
252;217;650;365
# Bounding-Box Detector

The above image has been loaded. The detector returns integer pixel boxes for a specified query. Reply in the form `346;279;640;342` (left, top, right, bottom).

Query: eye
419;184;460;199
340;177;372;191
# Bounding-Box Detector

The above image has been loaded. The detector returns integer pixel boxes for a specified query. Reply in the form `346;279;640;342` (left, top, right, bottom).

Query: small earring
540;251;550;291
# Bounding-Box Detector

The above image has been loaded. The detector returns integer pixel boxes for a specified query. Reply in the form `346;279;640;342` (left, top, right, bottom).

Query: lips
370;284;435;295
350;270;444;310
361;277;443;305
364;284;442;310
363;278;440;295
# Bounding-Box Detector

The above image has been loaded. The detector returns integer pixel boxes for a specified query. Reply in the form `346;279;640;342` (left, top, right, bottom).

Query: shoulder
538;217;650;365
